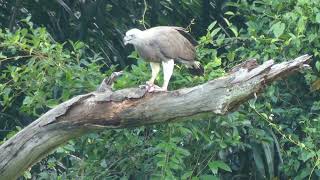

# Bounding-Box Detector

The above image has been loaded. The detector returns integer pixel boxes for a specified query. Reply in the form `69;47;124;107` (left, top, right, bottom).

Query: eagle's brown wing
145;26;197;62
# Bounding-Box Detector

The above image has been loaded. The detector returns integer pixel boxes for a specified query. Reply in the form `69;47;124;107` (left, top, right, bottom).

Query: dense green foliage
0;0;228;68
1;0;320;179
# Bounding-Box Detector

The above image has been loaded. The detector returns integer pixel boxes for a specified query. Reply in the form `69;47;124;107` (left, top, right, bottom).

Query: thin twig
185;19;195;32
0;55;34;63
141;0;148;29
308;157;319;180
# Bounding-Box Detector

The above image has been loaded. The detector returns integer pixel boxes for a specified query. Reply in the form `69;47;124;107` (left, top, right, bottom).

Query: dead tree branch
0;54;311;180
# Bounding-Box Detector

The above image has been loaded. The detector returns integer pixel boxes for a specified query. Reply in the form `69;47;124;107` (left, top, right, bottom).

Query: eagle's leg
152;59;174;92
146;62;161;86
161;59;174;91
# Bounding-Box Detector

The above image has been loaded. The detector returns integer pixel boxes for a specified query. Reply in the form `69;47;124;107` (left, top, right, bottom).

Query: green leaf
23;171;32;179
168;162;181;170
215;34;225;46
261;113;269;120
271;22;285;38
23;96;33;105
63;143;76;152
297;17;306;34
224;18;231;27
207;57;221;68
46;99;59;108
295;168;311;180
176;147;191;156
182;171;193;179
217;161;231;172
156;160;166;167
316;13;320;23
208;21;217;31
0;52;7;59
210;28;221;38
208;160;231;174
225;11;235;16
230;25;238;37
299;151;316;162
100;159;107;168
316;61;320;71
208;163;218;174
227;52;235;62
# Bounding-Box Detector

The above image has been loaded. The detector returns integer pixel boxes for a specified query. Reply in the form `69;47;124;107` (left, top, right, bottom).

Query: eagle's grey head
123;28;142;45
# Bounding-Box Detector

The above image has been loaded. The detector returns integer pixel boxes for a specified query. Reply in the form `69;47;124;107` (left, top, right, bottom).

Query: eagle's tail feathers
188;61;204;76
193;61;201;69
176;59;204;76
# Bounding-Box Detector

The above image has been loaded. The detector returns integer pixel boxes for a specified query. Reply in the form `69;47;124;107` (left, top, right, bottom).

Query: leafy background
1;0;320;179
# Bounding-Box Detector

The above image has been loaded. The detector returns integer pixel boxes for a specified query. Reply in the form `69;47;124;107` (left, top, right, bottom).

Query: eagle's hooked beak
123;36;130;45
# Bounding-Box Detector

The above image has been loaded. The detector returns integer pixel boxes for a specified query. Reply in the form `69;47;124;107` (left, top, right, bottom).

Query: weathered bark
0;55;311;180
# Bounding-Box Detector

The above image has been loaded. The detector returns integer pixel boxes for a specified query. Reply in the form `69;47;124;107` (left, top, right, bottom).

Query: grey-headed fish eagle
123;26;203;92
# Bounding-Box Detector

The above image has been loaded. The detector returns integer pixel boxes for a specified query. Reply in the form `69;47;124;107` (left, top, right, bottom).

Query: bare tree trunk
0;55;311;180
